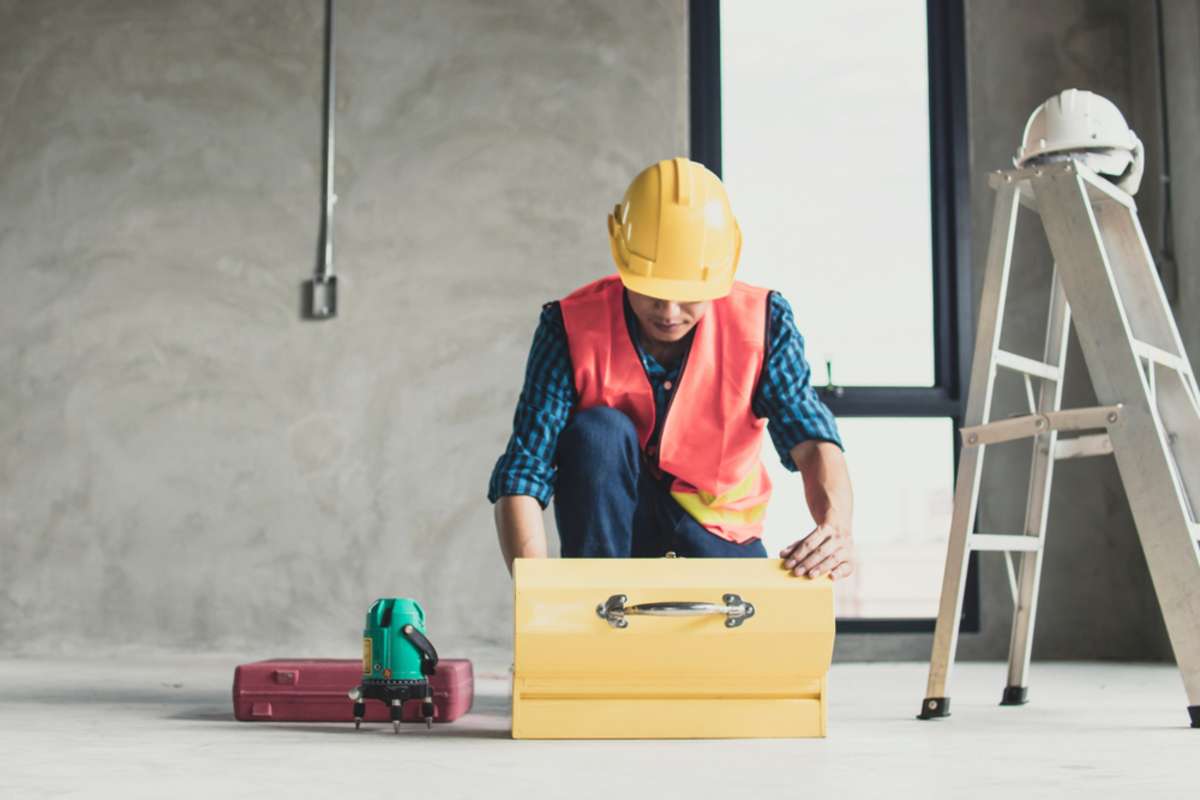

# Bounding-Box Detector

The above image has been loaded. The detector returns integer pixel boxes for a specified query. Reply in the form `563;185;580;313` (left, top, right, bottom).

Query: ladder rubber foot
1000;686;1028;706
1189;705;1199;728
917;697;950;719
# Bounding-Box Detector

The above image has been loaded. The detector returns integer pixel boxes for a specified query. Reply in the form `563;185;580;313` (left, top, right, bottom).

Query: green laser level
348;598;439;732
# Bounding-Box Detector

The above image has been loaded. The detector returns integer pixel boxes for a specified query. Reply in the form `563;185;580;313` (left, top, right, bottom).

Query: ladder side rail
1093;197;1200;516
1005;270;1071;698
1152;365;1200;526
921;184;1021;715
1035;169;1200;713
1089;179;1192;364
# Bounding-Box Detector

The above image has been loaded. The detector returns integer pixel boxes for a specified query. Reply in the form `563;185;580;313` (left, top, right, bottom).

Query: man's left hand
780;523;855;579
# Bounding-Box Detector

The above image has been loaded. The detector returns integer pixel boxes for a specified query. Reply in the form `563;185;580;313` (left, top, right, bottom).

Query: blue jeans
553;407;768;558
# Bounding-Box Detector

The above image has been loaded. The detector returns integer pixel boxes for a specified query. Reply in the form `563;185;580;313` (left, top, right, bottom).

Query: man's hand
780;523;855;580
782;440;854;579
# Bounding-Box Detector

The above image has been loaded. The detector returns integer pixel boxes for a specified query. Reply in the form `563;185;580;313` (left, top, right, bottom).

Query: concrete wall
954;0;1163;662
1162;0;1200;353
1;0;1192;663
838;0;1184;662
0;0;688;655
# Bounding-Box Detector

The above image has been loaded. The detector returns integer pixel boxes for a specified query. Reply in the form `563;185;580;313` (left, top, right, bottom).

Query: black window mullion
689;0;723;177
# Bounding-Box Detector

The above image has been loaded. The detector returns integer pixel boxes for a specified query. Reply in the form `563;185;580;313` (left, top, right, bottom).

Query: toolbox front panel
512;695;825;739
512;559;834;739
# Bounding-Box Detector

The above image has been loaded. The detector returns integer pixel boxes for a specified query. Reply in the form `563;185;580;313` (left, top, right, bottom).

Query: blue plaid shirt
488;289;842;508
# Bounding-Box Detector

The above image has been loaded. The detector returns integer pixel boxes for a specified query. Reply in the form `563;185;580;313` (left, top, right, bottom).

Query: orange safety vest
559;275;773;543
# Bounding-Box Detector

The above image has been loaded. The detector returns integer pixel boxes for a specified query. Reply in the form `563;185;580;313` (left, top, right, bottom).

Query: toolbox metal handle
596;594;755;629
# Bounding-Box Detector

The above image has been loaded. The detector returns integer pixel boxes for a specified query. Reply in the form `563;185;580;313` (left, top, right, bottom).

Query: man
489;157;855;580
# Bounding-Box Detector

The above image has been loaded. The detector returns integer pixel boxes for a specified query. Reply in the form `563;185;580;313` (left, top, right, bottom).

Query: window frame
689;0;978;634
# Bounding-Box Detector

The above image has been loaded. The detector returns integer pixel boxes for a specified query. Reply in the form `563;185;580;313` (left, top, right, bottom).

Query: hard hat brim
616;266;734;303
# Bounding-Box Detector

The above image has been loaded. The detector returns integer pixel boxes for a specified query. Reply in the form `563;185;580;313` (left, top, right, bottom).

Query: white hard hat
1014;89;1144;195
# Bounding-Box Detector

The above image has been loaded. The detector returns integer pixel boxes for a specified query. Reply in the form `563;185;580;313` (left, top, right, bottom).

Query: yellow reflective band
671;468;767;527
672;489;768;526
695;467;760;507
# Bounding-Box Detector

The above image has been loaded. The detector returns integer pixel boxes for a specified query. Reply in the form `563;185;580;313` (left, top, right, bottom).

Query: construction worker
490;157;854;579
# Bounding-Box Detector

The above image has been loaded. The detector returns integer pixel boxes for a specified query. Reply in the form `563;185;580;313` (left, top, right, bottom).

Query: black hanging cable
304;0;338;319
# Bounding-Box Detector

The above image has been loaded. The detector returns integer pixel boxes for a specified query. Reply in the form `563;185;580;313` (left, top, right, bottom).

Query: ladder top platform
987;161;1136;211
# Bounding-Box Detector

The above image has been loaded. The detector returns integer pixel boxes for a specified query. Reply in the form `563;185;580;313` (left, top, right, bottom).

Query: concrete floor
0;653;1193;798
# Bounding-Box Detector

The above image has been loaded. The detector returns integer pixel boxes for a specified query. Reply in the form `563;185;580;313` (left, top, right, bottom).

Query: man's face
626;289;710;344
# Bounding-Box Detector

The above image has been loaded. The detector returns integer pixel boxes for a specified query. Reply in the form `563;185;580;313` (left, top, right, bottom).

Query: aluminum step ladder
918;159;1200;728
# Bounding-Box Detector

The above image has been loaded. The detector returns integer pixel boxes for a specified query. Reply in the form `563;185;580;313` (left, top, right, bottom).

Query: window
691;0;973;630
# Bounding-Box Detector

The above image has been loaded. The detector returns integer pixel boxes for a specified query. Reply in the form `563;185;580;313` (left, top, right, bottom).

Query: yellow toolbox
512;558;834;739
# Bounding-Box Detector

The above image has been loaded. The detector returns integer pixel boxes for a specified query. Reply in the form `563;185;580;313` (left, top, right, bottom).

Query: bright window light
722;0;934;387
760;418;954;619
722;1;952;618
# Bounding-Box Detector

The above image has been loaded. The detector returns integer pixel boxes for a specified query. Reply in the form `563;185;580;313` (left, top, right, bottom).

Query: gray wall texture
1;0;1196;664
0;0;687;655
840;0;1200;662
961;0;1170;662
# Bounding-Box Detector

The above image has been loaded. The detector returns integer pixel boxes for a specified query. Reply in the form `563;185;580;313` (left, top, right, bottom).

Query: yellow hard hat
607;157;742;302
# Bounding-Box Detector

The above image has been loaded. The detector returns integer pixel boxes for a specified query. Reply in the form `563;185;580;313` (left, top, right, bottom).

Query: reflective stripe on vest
559;275;772;543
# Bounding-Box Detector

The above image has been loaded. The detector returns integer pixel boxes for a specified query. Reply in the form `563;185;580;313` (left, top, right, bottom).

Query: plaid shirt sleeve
487;302;577;508
752;291;843;471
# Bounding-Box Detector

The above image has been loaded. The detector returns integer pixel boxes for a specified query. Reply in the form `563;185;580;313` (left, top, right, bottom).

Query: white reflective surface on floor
0;650;1191;798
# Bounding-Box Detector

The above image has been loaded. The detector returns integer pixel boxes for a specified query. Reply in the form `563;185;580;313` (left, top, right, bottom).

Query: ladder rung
1054;434;1114;460
1132;340;1191;375
962;405;1121;446
969;534;1043;552
994;349;1061;381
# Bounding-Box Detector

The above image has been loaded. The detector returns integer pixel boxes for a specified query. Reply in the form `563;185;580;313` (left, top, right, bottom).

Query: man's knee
558;407;639;458
553;407;641;559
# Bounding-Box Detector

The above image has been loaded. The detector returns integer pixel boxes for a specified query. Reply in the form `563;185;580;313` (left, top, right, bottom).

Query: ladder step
962;405;1121;446
1132;339;1192;375
969;534;1042;552
994;349;1062;381
1054;434;1113;460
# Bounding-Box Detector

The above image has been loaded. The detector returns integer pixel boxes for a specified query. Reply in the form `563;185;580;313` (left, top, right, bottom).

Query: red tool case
233;658;474;723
